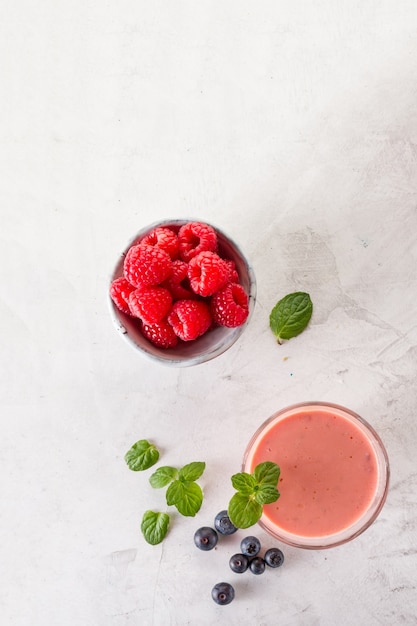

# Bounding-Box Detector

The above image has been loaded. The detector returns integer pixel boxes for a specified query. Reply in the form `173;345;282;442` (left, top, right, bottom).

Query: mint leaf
254;485;280;505
166;480;203;516
231;472;256;495
165;461;205;516
124;440;159;471
227;461;280;529
269;292;313;344
253;461;280;486
141;510;170;545
178;461;206;482
228;493;263;529
149;466;178;488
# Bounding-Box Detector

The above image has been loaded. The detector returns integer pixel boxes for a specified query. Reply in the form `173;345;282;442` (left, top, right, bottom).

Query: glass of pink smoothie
243;402;389;549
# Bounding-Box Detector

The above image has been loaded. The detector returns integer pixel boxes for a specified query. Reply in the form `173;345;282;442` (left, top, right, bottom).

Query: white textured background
1;1;417;624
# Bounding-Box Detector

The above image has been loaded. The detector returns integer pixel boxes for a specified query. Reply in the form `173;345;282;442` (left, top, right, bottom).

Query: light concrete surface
1;1;417;624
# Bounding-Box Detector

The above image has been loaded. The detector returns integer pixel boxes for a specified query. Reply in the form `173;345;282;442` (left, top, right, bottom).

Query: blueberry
211;582;235;605
249;556;266;575
214;510;238;535
264;547;285;568
229;553;249;573
194;527;218;551
240;536;261;557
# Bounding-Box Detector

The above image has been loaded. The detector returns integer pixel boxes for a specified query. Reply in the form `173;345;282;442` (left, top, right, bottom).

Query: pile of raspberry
110;221;250;349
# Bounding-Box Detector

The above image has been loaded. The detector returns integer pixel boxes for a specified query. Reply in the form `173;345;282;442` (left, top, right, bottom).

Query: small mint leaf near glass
228;461;280;529
149;466;178;488
124;439;160;471
141;510;170;545
228;493;263;528
231;472;257;495
254;485;280;505
253;460;280;487
269;291;313;344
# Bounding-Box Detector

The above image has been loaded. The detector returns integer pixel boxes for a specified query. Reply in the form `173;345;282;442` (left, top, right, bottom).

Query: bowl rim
108;218;257;366
242;401;390;549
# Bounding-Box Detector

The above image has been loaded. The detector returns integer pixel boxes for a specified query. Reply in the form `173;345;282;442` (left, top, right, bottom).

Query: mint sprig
270;292;313;344
124;438;206;545
141;461;206;545
228;461;280;529
139;460;206;544
150;461;206;517
124;439;159;471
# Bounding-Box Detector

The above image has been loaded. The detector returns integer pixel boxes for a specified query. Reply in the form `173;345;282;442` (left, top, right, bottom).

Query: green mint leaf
269;292;313;344
166;480;203;516
124;440;159;471
141;510;170;545
149;466;178;489
231;472;257;495
227;461;281;528
178;461;206;482
165;480;182;506
228;493;263;529
253;461;281;487
254;485;280;505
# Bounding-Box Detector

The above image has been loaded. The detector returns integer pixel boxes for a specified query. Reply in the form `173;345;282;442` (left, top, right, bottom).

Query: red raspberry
211;283;249;327
225;259;239;283
187;251;230;297
109;277;136;315
141;226;179;259
142;320;178;349
124;243;172;288
129;286;172;324
178;221;217;262
167;299;212;341
161;259;198;301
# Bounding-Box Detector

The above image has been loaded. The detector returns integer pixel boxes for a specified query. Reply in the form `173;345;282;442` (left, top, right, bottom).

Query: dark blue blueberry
211;582;235;605
229;553;249;573
240;535;261;557
194;527;218;551
264;547;285;568
214;510;238;535
249;556;266;575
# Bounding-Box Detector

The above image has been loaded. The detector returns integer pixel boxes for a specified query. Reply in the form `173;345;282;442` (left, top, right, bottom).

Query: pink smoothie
246;405;379;538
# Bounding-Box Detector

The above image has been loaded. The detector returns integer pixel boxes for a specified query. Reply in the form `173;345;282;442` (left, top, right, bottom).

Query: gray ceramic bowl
108;219;256;366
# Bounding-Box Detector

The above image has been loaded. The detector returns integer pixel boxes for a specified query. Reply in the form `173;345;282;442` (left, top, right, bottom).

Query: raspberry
211;282;249;327
129;286;172;324
167;299;212;341
178;221;217;262
141;320;178;349
161;259;197;301
141;226;179;259
225;259;239;283
109;277;136;315
187;251;230;297
124;243;172;288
